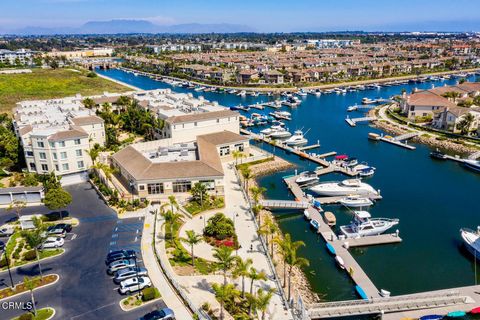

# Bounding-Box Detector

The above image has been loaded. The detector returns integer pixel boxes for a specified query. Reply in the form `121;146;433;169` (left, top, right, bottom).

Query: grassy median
0;68;129;113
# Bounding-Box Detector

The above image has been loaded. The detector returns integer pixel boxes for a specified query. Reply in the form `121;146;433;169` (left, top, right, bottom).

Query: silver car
113;267;148;284
107;259;136;275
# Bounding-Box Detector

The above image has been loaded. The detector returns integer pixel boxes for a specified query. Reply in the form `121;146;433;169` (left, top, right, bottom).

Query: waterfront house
237;69;260;84
432;106;480;133
263;70;284;84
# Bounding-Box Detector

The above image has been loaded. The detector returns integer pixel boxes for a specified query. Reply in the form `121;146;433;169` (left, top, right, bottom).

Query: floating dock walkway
259;199;309;209
369;132;417;150
346;116;377;127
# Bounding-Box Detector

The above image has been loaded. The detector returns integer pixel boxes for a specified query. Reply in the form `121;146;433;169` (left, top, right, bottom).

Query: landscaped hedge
142;287;159;301
23;250;37;261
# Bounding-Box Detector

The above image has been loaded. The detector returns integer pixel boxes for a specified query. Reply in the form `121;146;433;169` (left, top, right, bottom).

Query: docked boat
355;285;368;300
344;157;358;167
447;311;466;318
339;196;373;208
429;150;447;160
335;256;345;269
295;171;318;186
326;243;336;255
237;90;247;96
324;211;336;227
340;211;399;238
303;209;310;220
309;179;377;197
269;111;292;121
269;128;292;139
285;130;308;146
347;105;358;112
362;97;376;104
419;315;443;320
463;159;480;173
460;227;480;258
379;289;391;297
310;219;319;231
470;306;480;314
357;166;376;177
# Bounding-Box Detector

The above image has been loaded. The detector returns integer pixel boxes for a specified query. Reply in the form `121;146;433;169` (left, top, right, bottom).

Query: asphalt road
0;182;165;320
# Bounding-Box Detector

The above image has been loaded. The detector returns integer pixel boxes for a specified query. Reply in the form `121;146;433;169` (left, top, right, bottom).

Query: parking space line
71;234;77;240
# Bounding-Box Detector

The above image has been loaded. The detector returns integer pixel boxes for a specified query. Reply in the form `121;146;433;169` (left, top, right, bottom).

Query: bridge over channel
259;199;309;209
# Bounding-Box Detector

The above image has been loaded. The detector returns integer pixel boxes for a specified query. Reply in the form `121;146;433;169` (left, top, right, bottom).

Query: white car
119;276;151;294
40;237;64;249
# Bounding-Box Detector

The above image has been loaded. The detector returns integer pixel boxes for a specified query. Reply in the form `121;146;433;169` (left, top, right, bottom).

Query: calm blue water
97;68;480;307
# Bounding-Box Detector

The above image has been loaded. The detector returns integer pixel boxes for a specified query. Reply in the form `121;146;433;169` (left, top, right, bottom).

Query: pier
259;199;309;209
298;142;321;151
369;132;417;150
346;116;377;127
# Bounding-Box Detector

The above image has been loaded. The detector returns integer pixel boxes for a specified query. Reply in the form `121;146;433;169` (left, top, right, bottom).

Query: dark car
105;250;136;265
139;308;175;320
53;223;72;233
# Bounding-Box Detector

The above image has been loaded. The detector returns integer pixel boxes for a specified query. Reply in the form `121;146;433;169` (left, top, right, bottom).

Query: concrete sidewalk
142;211;193;320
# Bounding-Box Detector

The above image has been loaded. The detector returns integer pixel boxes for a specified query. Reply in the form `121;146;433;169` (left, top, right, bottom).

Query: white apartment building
132;89;240;143
0;49;34;65
13;96;106;185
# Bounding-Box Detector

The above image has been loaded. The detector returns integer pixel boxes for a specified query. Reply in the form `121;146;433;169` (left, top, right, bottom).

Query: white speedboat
340;211;399;238
303;209;310;220
269;128;292;139
237;90;247;96
463;160;480;173
339;196;374;208
347;105;358;112
285;130;308;146
309;179;377;197
295;171;318;186
335;256;345;269
460;227;480;258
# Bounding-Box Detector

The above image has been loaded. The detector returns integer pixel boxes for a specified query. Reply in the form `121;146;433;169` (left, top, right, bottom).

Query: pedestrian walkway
142;211;193;320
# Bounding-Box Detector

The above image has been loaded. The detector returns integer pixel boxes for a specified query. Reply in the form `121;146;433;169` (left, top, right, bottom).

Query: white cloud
143;15;176;26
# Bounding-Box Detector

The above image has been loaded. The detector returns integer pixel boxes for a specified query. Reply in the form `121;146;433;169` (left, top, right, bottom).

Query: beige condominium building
13;96;106;185
111;130;249;202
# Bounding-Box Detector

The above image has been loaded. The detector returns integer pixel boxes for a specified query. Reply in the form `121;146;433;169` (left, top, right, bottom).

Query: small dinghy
335;256;345;269
379;289;391;297
310;219;319;231
419;315;443;320
447;311;466;318
303;209;310;220
326;243;336;255
355;285;368;300
471;307;480;314
324;211;336;227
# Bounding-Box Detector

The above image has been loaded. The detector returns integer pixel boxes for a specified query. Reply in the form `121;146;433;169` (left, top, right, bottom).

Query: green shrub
23;250;37;261
0;257;8;267
142;287;156;301
18;313;33;320
204;212;235;240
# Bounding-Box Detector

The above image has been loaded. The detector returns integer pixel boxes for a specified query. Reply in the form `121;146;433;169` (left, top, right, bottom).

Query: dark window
147;183;164;194
172;181;191;193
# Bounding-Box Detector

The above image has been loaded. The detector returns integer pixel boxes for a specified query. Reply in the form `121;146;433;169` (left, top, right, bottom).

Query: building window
49;142;55;148
74;139;81;145
62;163;69;171
58;141;66;147
216;119;220;123
147;183;164;194
37;141;44;148
172;181;191;193
26;151;34;157
55;164;59;171
234;143;244;152
76;149;82;157
139;185;145;191
200;180;215;191
53;153;57;160
220;146;230;156
29;163;36;170
60;152;67;159
39;152;46;160
77;161;84;169
41;164;48;171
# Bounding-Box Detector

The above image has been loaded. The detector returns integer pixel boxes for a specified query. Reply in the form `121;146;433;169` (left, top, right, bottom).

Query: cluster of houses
399;82;480;135
126;39;480;85
13;89;247;202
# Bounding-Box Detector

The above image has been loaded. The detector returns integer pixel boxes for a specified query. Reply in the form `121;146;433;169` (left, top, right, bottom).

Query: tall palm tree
255;288;275;320
211;283;239;320
232;150;244;166
213;246;237;285
23;276;40;316
87;148;100;166
260;216;278;256
285;241;309;301
232;257;253;297
160;209;184;241
168;195;178;214
241;167;253;191
274;233;295;287
23;230;45;278
180;230;203;266
248;267;267;295
249;186;266;206
456;113;475;135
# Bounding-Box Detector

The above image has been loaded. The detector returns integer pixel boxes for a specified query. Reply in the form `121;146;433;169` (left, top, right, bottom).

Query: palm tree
285;240;309;301
87;147;100;166
180;230;203;266
241;167;253;191
211;283;239;320
232;150;245;166
249;186;266;206
23;230;45;279
23;276;40;316
456;113;475;135
245;292;257;317
248;267;267;295
255;288;275;320
274;233;292;287
259;216;278;256
160;209;184;241
7;199;26;220
168;195;178;214
232;257;253;297
82;98;95;109
213;246;237;285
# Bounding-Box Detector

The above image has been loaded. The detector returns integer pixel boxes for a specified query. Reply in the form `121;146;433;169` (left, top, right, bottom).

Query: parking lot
0;182;165;320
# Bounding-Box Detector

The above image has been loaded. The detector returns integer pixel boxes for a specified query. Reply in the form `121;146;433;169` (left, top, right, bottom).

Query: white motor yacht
340;211;399;238
463;160;480;173
460;227;480;258
285;130;308;146
295;171;318;186
269;128;292;139
237;90;247;96
309;179;377;196
339;196;374;208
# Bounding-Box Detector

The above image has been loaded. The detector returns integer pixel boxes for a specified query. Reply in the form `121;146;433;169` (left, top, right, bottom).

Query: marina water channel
97;68;480;316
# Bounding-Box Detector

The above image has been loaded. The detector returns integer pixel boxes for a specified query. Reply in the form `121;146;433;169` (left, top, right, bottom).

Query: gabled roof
407;91;456;108
70;115;104;126
48;128;88;141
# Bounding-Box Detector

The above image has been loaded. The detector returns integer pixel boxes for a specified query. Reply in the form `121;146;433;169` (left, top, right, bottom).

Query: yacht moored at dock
285;130;308;146
460;227;480;258
295;171;318;186
340;211;399;238
463;159;480;173
309;179;378;196
339;196;374;208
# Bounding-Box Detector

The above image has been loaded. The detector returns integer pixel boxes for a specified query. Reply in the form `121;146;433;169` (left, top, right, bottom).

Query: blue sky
2;0;480;32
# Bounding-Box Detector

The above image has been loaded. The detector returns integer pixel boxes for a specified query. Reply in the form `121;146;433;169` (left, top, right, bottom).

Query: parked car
105;249;136;265
107;259;136;275
40;237;64;249
118;276;151;294
113;267;148;284
0;227;14;238
139;308;175;320
46;226;67;238
54;223;72;233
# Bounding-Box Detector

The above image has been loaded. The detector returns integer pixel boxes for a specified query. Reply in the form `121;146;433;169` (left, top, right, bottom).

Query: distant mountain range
5;19;255;35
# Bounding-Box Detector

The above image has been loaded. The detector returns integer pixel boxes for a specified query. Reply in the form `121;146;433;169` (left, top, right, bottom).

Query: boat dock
282;175;401;299
323;232;402;248
298;142;321;151
248;103;265;110
369;132;417;150
346;116;377;127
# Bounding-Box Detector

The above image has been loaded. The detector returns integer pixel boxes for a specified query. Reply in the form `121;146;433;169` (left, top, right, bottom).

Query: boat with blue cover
326;243;336;255
419;315;443;320
447;310;466;317
310;219;319;231
355;285;368;300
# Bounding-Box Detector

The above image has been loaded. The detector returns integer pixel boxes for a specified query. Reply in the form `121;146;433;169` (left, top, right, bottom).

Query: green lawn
12;307;55;320
0;68;129;113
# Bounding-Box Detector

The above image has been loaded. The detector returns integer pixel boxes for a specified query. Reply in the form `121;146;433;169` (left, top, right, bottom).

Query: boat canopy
355;211;371;219
335;155;348;160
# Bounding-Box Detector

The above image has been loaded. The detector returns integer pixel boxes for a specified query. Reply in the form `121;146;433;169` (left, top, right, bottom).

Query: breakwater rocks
248;156;295;177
